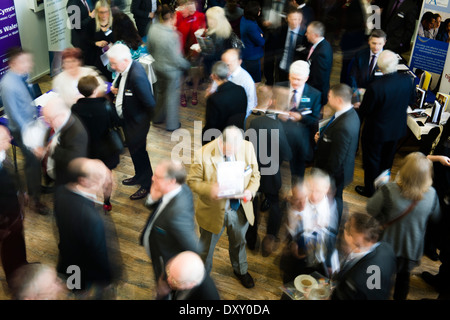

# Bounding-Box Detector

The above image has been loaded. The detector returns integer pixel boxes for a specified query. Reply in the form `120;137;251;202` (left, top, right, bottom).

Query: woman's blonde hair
397;152;433;201
95;0;113;32
206;6;232;39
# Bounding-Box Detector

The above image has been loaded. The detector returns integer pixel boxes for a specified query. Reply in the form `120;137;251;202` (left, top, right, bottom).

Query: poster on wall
409;0;450;93
0;0;22;80
44;0;71;76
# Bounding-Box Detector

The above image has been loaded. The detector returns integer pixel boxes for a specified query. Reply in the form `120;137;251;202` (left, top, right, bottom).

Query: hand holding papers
217;161;245;198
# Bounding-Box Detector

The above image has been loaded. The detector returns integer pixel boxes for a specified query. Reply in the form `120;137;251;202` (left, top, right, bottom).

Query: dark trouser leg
246;193;260;250
393;258;414;300
361;136;383;196
266;192;282;237
2;218;28;286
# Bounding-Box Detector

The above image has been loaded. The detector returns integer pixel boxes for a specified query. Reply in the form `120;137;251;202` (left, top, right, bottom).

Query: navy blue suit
348;47;382;90
306;38;333;105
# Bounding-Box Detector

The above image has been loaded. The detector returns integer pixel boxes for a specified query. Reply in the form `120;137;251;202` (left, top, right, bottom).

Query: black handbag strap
383;199;418;229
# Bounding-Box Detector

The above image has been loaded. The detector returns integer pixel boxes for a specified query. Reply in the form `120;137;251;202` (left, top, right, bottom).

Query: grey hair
212;61;230;80
377;50;398;74
106;43;132;62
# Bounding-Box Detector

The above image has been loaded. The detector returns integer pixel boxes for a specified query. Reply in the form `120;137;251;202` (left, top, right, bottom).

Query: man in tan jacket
187;126;260;288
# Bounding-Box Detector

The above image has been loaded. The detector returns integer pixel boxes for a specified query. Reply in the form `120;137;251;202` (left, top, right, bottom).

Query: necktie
368;54;376;78
307;45;315;60
319;114;335;137
290;89;298;111
81;0;90;12
224;156;241;211
389;0;401;19
286;31;295;70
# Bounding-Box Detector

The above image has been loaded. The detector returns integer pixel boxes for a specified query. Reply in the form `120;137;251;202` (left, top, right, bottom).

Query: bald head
221;48;241;74
166;251;205;290
42;96;71;130
68;157;110;189
219;125;244;157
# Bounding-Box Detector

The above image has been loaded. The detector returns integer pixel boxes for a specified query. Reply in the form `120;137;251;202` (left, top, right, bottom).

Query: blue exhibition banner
410;36;449;74
0;0;22;79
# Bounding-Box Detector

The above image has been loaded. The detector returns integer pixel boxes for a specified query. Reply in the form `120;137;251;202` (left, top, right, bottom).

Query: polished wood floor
0;51;442;300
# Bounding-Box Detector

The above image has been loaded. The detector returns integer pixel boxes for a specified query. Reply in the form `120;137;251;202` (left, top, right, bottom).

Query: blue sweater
240;17;265;60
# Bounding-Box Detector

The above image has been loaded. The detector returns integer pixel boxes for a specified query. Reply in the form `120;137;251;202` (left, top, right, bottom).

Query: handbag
104;103;125;155
230;32;245;49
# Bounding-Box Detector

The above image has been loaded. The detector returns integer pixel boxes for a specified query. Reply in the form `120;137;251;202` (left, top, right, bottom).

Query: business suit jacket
348;47;382;89
54;186;113;289
359;72;415;143
331;242;396;300
52;114;88;186
202;81;247;142
247;112;292;194
131;0;155;37
140;185;199;280
66;0;93;53
307;38;333;105
314;108;360;187
187;139;261;235
381;0;418;54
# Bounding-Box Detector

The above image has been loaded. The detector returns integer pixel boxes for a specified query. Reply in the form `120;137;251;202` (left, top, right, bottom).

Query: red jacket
175;11;206;55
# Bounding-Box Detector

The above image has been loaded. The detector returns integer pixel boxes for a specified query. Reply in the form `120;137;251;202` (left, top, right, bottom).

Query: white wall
14;0;50;81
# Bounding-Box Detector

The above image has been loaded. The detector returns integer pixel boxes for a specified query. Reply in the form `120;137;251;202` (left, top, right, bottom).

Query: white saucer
294;274;318;293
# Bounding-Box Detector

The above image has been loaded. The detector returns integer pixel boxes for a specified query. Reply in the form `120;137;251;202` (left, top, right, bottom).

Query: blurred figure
355;50;415;198
418;11;436;39
187;126;260;288
202;61;247;144
277;60;322;182
436;18;450;43
42;97;88;187
224;0;244;38
331;212;396;300
54;158;117;298
112;11;145;61
246;85;292;257
175;0;206;107
108;43;156;200
9;263;67;300
366;152;440;300
280;169;339;283
240;1;265;84
304;21;333;105
0;125;28;287
0;47;50;215
52;47;103;108
71;75;121;211
314;84;360;222
85;0;114;81
131;0;159;38
156;251;220;300
148;4;191;131
140;159;199;284
66;0;96;55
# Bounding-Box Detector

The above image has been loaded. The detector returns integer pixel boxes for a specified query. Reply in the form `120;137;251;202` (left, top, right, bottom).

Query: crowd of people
0;0;449;301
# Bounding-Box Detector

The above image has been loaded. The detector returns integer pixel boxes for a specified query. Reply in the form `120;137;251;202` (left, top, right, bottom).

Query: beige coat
187;139;261;234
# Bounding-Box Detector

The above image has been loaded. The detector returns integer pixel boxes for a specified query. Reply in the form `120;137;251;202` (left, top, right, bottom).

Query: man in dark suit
314;83;360;222
54;158;115;296
264;7;306;85
42;97;88;188
246;86;292;257
331;212;396;300
277;60;322;182
348;29;387;94
66;0;95;56
107;43;156;200
131;0;158;38
140;160;199;283
355;50;415;198
381;0;418;54
304;21;333;106
202;61;247;145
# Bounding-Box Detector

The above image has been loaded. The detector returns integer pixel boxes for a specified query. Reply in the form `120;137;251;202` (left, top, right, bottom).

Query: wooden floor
0;50;442;301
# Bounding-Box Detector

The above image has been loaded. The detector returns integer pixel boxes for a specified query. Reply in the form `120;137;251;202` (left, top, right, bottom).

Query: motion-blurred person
280;169;339;283
0;125;28;287
331;212;396;300
148;4;191;131
314;84;360;222
156;251;220;300
175;0;206;107
224;0;244;38
112;11;145;61
187;126;260;288
71;75;121;212
140;160;199;284
54;158;117;298
131;0;159;38
52;47;103;108
0;47;49;215
246;86;292;257
108;43;156;200
277;60;322;182
42;97;88;188
66;0;96;55
9;263;66;300
366;152;440;300
355;50;415;198
240;1;265;83
202;61;247;144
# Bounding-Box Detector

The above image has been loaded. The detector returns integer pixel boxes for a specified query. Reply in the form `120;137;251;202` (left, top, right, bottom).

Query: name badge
301;97;310;103
104;29;112;36
125;89;133;96
374;71;383;76
244;165;252;176
397;13;405;19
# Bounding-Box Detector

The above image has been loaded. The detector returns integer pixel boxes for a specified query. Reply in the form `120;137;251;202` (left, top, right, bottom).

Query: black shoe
32;201;51;216
130;187;149;200
122;176;139;186
233;271;255;289
421;271;440;290
355;185;372;197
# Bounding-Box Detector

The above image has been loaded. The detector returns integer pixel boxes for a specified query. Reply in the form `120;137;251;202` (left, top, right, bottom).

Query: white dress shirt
279;25;301;71
114;62;132;118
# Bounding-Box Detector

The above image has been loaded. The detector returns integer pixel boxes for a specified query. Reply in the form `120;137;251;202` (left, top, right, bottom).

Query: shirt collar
288;25;301;35
312;37;324;49
162;185;182;204
229;66;242;79
121;61;132;76
334;104;353;119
